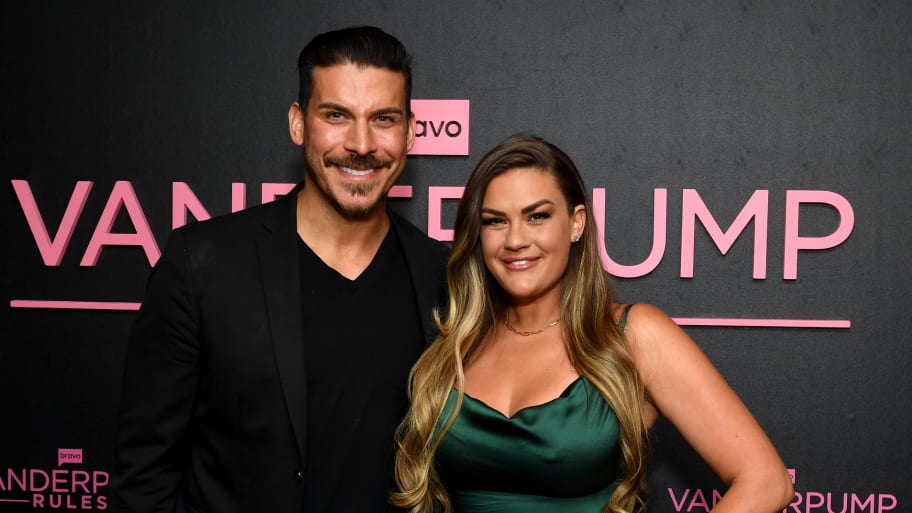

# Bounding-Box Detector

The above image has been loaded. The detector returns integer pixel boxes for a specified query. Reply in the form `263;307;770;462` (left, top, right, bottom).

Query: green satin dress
434;308;632;513
435;377;623;512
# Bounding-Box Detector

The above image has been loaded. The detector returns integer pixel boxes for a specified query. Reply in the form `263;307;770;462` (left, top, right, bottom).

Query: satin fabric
435;377;623;513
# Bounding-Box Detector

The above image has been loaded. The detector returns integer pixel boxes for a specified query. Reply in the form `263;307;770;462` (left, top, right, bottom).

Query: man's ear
405;112;416;152
288;102;305;146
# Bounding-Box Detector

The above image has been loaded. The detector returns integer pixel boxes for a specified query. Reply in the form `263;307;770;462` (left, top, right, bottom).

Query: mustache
324;155;391;170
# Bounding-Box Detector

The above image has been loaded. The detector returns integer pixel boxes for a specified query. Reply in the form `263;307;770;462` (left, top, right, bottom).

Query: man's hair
297;26;413;115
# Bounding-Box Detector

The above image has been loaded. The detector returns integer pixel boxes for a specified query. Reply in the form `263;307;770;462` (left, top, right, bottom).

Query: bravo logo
0;448;109;510
409;99;470;155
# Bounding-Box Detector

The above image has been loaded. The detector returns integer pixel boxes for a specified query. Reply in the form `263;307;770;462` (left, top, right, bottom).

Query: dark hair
297;26;413;115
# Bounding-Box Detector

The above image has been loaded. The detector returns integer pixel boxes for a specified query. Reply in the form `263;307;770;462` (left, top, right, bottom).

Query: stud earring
574;235;581;243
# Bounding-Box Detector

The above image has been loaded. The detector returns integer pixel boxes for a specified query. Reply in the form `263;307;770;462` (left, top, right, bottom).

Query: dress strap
618;304;634;332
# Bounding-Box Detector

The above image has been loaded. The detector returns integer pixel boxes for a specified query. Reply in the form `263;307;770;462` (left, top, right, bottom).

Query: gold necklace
504;317;561;336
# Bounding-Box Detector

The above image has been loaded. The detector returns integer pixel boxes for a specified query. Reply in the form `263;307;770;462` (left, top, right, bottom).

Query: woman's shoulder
611;303;687;352
611;302;675;328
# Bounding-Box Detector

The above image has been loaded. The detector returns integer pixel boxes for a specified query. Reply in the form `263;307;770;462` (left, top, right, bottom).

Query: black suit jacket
113;187;449;513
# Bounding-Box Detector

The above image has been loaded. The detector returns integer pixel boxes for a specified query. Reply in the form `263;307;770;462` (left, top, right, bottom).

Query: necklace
504;317;561;336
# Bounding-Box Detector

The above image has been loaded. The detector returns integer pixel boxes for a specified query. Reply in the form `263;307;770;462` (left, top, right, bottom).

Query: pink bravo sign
409;99;470;155
58;448;83;467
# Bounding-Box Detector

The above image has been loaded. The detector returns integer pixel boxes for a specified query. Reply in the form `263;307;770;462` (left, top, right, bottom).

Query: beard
304;153;394;220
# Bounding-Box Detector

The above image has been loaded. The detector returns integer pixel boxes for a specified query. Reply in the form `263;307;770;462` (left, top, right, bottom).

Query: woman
393;135;793;513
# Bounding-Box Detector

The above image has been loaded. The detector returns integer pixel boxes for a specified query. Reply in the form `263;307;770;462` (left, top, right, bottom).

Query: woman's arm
624;304;794;513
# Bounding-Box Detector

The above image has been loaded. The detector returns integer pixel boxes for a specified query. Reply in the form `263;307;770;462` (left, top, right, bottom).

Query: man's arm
113;228;201;513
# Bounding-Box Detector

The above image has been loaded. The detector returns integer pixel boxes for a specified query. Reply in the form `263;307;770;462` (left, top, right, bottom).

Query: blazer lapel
257;188;307;463
390;211;448;347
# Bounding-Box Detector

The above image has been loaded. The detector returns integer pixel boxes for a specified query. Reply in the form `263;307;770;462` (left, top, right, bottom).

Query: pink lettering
879;494;897;512
594;188;667;277
827;493;849;513
778;491;897;513
30;469;49;492
783;191;854;279
681;189;768;279
807;492;826;510
58;448;83;467
851;494;875;512
175;181;309;229
711;489;723;507
32;493;45;507
388;185;413;198
81;181;160;266
71;470;90;494
82;495;92;509
97;495;108;510
409;99;470;155
261;182;295;204
231;182;247;212
92;471;109;493
788;491;803;512
12;180;93;266
13;182;856;280
51;469;67;493
2;469;27;492
687;488;711;512
427;186;464;241
172;182;212;228
668;488;691;511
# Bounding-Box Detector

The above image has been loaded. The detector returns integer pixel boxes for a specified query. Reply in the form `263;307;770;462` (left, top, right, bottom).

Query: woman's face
479;167;585;307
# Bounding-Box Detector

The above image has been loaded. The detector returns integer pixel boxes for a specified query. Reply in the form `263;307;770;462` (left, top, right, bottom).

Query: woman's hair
393;134;651;513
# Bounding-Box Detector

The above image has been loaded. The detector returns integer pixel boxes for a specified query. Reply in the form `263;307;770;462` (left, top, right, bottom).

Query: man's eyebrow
372;106;405;116
316;103;405;117
317;102;352;114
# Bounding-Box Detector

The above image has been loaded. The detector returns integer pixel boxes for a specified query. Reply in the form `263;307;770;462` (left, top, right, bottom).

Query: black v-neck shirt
298;226;424;512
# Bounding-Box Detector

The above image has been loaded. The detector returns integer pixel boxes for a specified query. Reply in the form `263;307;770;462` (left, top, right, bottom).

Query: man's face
289;62;416;220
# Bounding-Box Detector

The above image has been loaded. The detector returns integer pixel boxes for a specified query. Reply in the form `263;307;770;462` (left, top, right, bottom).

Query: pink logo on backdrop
665;467;898;513
58;448;83;466
409;99;470;155
0;447;109;509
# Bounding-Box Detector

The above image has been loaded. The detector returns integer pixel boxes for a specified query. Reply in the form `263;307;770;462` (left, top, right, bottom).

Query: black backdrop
3;1;910;511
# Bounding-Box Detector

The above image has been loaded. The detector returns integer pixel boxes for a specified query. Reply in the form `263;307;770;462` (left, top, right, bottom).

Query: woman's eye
529;212;551;223
481;217;504;226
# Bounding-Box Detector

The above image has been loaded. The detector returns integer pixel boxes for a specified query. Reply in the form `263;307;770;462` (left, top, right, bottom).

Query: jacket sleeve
113;227;200;512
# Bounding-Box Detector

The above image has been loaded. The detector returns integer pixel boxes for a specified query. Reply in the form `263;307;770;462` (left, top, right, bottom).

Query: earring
574;235;581;243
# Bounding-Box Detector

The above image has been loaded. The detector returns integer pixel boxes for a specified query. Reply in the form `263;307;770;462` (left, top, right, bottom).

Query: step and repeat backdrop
3;1;910;512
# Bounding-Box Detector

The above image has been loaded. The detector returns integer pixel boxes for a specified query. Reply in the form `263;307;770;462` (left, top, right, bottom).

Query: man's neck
295;189;391;280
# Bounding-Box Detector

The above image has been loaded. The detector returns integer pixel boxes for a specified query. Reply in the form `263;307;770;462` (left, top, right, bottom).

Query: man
114;26;449;513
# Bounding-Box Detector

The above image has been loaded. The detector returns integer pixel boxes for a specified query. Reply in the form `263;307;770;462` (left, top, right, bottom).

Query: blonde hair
393;134;651;513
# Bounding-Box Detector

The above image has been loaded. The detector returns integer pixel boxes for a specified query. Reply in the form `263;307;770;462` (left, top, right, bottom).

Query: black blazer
113;186;449;513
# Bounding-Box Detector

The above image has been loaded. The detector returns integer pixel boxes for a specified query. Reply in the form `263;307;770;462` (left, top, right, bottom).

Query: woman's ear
571;204;586;242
